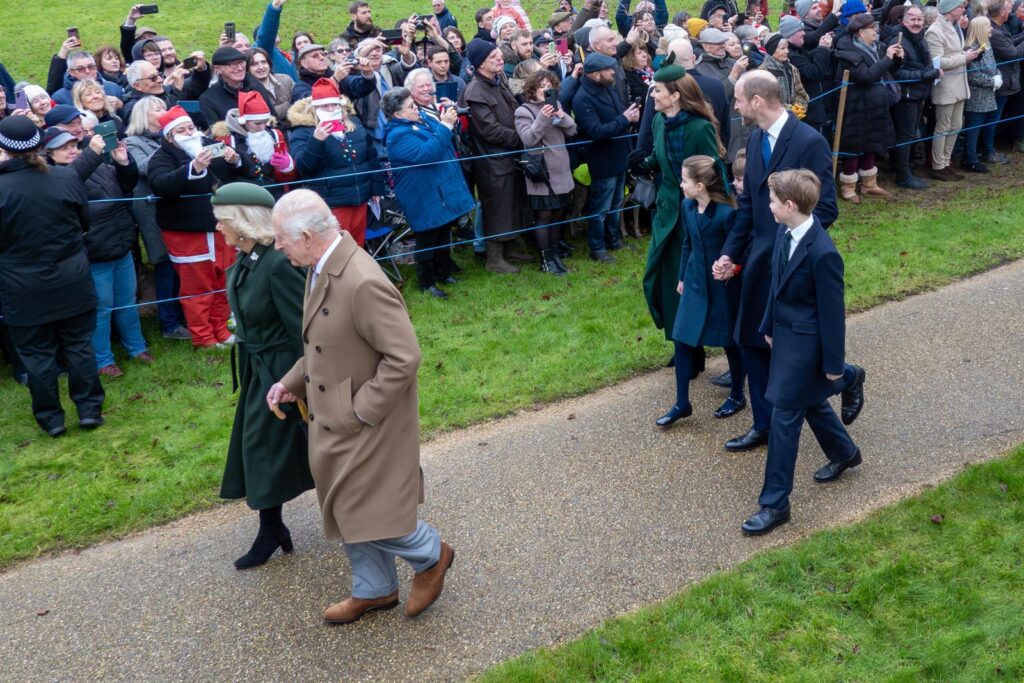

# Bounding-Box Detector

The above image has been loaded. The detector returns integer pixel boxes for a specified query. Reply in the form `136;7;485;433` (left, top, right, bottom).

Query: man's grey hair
734;24;758;40
273;189;340;239
405;68;434;90
328;37;349;55
126;60;153;86
68;51;93;67
667;38;695;67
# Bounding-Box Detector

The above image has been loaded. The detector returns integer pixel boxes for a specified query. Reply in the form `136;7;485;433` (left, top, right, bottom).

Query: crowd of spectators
2;0;1023;386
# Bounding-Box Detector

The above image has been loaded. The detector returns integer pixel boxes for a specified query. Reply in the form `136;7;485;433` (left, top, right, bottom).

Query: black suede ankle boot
234;505;293;570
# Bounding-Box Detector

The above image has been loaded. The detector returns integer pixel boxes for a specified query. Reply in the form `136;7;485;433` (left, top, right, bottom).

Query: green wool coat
220;243;315;509
642;112;721;339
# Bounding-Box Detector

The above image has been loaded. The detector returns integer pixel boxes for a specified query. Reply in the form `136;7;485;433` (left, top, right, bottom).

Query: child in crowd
656;154;747;427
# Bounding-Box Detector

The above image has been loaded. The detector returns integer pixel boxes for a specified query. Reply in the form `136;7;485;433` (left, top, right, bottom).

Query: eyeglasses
140;74;162;83
71;63;97;73
333;47;351;54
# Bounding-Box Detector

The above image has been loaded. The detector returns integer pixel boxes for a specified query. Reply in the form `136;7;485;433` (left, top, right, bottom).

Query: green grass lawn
480;444;1024;682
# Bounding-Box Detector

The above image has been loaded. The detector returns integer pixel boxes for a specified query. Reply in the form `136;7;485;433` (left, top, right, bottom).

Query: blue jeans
584;174;624;255
342;520;441;599
962;108;1000;165
154;259;185;334
90;252;148;368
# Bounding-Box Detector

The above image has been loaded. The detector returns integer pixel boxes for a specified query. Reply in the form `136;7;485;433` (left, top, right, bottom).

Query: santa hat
237;91;271;124
159;105;192;137
310;78;341;107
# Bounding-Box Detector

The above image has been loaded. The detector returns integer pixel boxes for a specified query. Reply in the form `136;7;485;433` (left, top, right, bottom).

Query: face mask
173;131;204;159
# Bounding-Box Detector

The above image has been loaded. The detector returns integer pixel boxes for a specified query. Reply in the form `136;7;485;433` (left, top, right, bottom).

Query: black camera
442;104;470;115
414;14;433;30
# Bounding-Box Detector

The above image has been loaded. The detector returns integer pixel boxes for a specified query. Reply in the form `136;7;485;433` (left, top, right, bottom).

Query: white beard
174;132;204;159
247;129;276;164
315;108;343;122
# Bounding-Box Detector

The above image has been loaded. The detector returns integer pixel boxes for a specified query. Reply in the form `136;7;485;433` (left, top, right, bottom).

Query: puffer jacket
60;147;139;263
287;98;384;207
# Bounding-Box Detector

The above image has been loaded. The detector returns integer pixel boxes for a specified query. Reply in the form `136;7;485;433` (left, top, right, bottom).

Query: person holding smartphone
514;70;578;275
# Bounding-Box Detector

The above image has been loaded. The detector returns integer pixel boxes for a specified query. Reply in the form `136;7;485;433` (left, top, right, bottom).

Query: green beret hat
653;51;687;83
211;182;276;209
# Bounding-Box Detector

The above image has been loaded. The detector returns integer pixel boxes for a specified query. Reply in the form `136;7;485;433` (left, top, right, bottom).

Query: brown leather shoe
98;364;125;378
406;541;455;617
322;591;399;625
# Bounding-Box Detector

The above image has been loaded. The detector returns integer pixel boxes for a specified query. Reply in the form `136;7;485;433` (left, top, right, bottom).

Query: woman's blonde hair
72;80;117;119
212;204;276;245
965;16;992;50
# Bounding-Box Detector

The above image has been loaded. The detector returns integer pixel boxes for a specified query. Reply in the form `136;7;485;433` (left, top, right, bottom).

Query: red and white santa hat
159;105;193;137
310;78;341;107
237;91;271;124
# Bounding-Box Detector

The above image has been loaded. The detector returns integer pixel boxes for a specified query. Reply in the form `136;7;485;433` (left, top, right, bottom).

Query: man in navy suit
712;71;859;454
740;169;864;535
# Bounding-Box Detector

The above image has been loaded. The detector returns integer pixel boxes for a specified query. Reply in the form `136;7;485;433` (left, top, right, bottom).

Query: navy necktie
780;230;793;271
761;133;772;168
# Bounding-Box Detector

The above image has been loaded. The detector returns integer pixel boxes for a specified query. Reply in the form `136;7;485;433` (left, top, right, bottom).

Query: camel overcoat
281;233;424;543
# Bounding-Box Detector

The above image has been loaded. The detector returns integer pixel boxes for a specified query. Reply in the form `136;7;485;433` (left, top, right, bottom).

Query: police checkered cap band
0;129;42;152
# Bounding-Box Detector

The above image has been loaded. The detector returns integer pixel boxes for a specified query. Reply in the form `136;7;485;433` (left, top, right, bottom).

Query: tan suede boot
838;173;860;204
859;167;893;200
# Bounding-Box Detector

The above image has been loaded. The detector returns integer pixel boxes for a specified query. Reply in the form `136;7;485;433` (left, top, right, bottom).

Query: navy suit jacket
720;113;837;347
759;216;846;410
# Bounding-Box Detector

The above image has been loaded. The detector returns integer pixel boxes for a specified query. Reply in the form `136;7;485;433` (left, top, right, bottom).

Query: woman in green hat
639;58;727;427
212;182;315;569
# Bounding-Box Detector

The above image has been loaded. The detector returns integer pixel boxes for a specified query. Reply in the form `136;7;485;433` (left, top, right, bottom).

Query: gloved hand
269;152;292;171
994;73;1004;90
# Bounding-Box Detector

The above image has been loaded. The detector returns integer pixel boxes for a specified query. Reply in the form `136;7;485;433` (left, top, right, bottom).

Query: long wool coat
642;111;721;340
281;233;424;543
221;244;314;509
671;199;739;348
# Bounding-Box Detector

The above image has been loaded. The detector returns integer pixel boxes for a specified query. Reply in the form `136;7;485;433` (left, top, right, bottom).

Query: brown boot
485;242;519;274
859;167;893;200
323;591;400;624
504;239;536;262
838;173;860;204
406;541;455;617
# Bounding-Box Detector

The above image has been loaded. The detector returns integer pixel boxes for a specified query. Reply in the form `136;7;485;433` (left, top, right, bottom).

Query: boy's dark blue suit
755;217;859;513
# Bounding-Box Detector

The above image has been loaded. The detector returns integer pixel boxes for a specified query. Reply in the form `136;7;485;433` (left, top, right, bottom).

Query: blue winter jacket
288;107;385;207
384;115;474;232
572;76;632;179
255;2;300;81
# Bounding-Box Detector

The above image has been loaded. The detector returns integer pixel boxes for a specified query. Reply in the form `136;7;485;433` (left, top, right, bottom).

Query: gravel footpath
2;261;1022;683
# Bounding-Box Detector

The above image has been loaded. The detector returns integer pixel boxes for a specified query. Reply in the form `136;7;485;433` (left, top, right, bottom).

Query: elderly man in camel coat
266;189;454;625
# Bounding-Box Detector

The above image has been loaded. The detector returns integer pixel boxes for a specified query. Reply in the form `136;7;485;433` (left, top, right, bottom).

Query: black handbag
630;174;657;210
516;152;556;195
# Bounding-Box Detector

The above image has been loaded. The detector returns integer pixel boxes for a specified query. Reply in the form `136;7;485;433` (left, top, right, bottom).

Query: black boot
895;146;928;189
540;248;566;276
235;505;293;570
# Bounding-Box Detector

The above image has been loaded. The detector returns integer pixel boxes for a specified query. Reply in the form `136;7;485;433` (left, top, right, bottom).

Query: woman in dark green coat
639;61;727;427
212;183;314;570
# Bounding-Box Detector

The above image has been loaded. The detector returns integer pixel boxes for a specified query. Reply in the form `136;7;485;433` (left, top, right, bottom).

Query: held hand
677;281;684;295
59;37;81;59
332;61;354;80
191;149;214;173
112;142;130;165
712;255;735;280
88;134;106;155
313;121;333;141
540;104;556;118
765;335;773;347
440;105;459;125
826;372;843;381
266;382;297;414
269;151;292;170
222;146;239;164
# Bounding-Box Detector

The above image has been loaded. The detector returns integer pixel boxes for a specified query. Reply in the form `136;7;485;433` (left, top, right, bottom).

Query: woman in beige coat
268;189;454;626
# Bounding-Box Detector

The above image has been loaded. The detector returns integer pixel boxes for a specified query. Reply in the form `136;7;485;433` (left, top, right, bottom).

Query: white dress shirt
764;110;790;155
785;215;814;259
310;232;342;291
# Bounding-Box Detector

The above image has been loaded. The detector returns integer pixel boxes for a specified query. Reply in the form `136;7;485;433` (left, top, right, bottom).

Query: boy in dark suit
741;169;866;536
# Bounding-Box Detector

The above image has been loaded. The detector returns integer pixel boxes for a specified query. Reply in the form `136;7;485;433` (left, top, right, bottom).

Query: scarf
661;109;692;182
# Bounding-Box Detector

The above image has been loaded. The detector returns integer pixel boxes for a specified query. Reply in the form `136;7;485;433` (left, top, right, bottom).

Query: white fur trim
161;115;193;137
